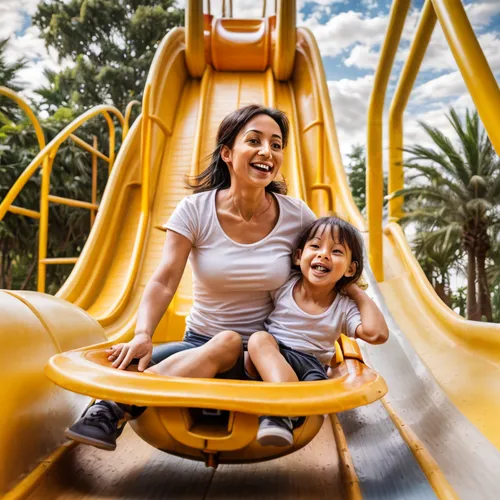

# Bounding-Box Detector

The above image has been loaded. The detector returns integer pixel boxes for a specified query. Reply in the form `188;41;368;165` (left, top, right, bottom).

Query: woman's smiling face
221;114;284;189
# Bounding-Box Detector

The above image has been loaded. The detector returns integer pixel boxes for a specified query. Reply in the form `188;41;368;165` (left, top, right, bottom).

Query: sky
1;0;500;165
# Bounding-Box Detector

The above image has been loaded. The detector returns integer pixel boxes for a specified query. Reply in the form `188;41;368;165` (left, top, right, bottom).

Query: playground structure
1;0;500;498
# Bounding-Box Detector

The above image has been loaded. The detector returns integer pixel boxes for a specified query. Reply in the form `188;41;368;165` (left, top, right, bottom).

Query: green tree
346;144;387;213
411;227;462;306
390;108;500;321
33;0;184;112
0;39;28;121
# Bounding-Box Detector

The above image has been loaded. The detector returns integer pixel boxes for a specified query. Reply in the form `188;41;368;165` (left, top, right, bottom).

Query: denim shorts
151;330;247;380
276;341;328;382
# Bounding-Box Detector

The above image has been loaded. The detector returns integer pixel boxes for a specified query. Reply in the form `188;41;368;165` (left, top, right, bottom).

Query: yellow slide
2;1;500;499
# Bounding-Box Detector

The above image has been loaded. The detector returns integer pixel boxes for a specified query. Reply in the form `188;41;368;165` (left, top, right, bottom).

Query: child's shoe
256;416;294;446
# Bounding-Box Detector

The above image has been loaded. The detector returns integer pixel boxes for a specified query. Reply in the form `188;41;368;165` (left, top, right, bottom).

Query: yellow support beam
48;195;99;211
69;134;110;163
388;0;437;222
40;258;79;265
367;0;411;282
431;0;500;155
7;205;41;219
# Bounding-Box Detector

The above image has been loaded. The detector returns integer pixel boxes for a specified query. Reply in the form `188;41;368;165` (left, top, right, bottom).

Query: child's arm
345;283;389;344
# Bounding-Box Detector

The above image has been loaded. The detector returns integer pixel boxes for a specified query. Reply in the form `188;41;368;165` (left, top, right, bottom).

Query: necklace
231;194;273;222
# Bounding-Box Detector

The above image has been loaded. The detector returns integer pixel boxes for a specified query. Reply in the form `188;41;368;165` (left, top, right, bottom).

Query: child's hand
344;282;363;300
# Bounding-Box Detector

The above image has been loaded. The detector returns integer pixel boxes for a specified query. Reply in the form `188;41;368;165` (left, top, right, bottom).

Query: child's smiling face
294;224;357;290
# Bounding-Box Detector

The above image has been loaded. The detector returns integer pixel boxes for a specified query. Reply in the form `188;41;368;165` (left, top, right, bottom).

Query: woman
66;104;316;451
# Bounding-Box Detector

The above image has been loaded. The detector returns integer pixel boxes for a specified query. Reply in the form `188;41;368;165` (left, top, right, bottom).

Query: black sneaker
256;416;294;447
65;401;126;451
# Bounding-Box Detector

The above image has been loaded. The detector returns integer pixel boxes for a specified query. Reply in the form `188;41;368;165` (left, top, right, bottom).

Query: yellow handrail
123;100;141;139
0;100;124;292
369;0;500;283
367;0;411;282
432;0;500;154
388;0;437;222
0;87;46;151
98;86;172;325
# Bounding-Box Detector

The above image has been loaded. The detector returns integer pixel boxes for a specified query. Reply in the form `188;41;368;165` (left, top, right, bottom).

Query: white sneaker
256;416;294;447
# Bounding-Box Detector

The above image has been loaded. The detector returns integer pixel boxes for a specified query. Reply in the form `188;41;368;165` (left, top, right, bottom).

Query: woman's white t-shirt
264;272;362;365
166;189;316;339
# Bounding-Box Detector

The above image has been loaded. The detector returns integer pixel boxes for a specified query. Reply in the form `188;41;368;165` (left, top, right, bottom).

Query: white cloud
328;75;374;158
344;44;380;69
413;71;467;101
303;10;389;57
465;0;500;27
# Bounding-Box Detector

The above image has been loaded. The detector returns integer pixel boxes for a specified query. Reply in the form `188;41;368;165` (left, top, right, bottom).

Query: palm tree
412;227;462;306
388;108;500;321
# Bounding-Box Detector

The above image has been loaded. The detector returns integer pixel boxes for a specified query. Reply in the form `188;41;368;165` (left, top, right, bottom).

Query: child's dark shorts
276;341;329;382
151;330;247;380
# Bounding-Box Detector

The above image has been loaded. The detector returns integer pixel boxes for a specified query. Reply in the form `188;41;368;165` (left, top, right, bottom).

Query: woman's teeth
251;163;272;172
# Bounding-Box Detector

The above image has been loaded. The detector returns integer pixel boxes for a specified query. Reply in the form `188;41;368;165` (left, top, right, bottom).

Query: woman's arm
345;283;389;345
109;230;192;371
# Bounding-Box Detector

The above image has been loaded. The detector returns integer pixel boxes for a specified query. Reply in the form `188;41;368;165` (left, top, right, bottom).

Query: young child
248;216;389;447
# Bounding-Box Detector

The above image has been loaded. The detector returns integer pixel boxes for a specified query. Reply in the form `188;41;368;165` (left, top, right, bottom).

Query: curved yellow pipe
388;0;437;222
367;0;411;282
123;100;141;139
297;28;364;230
0;86;46;151
431;0;500;155
384;222;500;352
0;105;124;222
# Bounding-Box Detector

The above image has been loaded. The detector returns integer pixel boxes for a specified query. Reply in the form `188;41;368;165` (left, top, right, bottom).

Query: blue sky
2;0;500;163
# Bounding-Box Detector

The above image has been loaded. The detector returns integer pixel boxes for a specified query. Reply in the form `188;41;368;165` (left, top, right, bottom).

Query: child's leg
247;331;299;382
146;330;243;378
248;332;297;447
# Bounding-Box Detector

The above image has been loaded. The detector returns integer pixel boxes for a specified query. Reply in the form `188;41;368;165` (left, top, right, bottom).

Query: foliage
33;0;184;112
1;1;184;292
346;144;387;213
390;108;500;321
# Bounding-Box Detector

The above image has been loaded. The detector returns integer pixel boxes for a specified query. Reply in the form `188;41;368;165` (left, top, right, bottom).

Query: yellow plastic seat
46;334;387;465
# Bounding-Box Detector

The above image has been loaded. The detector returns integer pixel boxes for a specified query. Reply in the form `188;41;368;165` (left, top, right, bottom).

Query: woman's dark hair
186;104;289;194
294;216;365;293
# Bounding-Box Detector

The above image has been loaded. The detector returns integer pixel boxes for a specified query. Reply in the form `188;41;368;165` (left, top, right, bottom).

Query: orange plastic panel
338;334;364;362
211;18;270;72
46;347;386;415
130;409;324;463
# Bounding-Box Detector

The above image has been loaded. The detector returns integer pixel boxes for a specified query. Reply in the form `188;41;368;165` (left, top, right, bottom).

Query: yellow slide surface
2;1;499;498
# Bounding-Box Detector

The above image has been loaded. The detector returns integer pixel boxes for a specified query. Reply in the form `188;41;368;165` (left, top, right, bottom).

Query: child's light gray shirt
166;189;316;339
264;272;362;364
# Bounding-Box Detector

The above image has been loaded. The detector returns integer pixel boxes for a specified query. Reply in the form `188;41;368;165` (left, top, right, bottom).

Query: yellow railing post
123;100;141;140
388;0;437;222
367;0;410;282
91;135;98;227
37;154;55;293
185;0;206;78
273;0;296;81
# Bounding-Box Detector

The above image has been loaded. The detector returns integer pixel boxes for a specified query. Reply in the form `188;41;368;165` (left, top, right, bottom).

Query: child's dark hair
294;216;365;293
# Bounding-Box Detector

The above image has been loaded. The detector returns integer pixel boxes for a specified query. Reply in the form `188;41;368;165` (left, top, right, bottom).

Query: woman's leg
146;330;243;378
247;331;298;383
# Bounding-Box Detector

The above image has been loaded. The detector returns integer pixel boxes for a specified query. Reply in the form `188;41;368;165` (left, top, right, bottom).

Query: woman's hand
106;332;153;371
